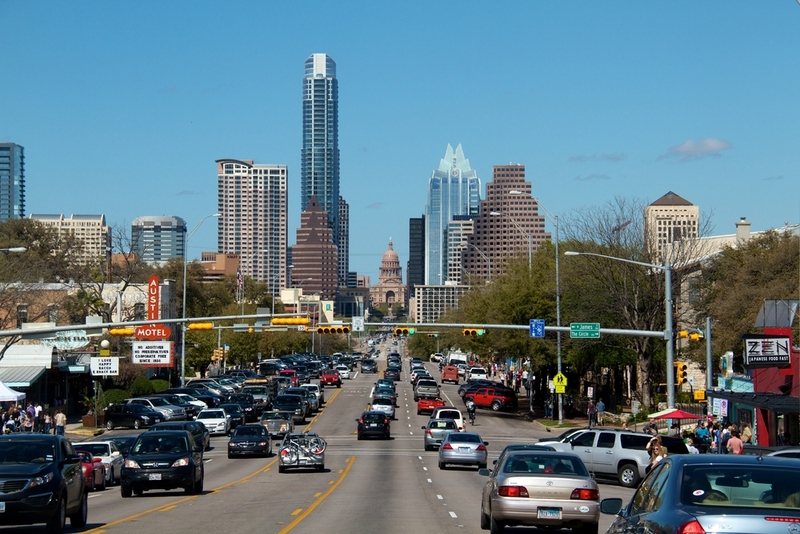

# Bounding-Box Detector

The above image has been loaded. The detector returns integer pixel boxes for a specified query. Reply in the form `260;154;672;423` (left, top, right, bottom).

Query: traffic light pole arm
364;322;666;338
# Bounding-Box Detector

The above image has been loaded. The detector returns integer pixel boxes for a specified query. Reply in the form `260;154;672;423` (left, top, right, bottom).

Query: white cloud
659;138;732;162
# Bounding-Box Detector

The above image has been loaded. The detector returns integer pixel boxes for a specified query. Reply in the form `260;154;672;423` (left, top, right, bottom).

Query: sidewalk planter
81;414;104;428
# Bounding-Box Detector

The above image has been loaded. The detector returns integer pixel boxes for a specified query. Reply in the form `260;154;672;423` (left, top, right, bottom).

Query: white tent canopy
0;381;25;402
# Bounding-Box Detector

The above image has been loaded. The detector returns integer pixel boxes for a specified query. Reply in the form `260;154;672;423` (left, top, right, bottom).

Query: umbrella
648;408;699;420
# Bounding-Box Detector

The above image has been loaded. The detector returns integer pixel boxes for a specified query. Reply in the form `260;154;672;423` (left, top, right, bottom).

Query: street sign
570;322;600;339
529;319;545;338
553;372;568;387
90;357;119;376
555;385;565;394
352;317;364;332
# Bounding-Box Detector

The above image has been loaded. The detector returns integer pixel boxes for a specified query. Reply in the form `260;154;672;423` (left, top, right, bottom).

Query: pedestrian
43;411;52;435
596;398;605;426
622;422;629;431
646;435;666;473
54;409;67;436
545;397;552;418
587;400;596;428
34;402;42;432
25;402;36;432
686;438;700;454
741;423;752;444
726;430;744;454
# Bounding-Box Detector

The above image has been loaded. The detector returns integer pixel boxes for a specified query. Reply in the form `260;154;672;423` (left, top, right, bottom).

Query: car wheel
134;419;141;430
491;400;502;411
317;463;324;471
357;434;362;440
107;468;114;486
278;465;286;473
489;514;505;534
46;495;66;534
134;488;143;496
97;471;106;491
194;473;203;494
121;484;132;498
618;463;640;488
228;453;234;459
69;491;88;528
105;420;115;431
416;409;421;415
480;508;490;530
479;462;487;470
438;460;446;470
424;444;432;451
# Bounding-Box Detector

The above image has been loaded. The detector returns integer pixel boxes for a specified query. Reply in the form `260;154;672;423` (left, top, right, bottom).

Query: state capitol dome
371;239;406;306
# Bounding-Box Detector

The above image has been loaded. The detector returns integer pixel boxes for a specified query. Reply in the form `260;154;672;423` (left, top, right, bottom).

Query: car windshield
147;398;169;407
132;435;188;454
243;387;268;395
262;412;291;421
363;413;385;423
0;441;56;463
429;420;457;430
76;443;110;457
502;454;588;476
680;464;800;508
372;399;391;406
234;426;266;437
437;410;461;420
198;411;224;419
220;405;243;414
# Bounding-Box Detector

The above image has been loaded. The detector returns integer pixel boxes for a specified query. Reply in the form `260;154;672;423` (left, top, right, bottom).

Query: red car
464;386;518;412
278;369;299;386
77;449;107;491
320;369;342;388
417;397;445;415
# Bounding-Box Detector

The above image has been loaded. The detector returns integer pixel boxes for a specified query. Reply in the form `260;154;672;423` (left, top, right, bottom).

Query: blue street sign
529;319;545;338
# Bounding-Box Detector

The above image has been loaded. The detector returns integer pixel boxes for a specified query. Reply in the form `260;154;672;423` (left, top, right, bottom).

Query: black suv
121;430;204;497
148;421;211;451
105;402;164;430
0;434;88;533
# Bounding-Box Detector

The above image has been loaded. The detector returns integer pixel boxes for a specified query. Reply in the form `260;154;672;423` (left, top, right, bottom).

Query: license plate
148;473;162;481
369;424;377;427
537;508;562;520
459;447;470;452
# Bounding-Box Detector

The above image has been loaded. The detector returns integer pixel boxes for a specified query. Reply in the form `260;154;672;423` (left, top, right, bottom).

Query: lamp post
489;212;532;270
564;251;675;408
181;213;221;387
0;247;26;253
470;244;492;282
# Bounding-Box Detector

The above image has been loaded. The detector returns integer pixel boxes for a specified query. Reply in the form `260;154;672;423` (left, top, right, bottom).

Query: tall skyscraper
131;215;187;264
291;196;338;301
0;143;25;221
337;195;349;285
407;215;425;297
644;191;699;261
216;159;288;294
424;144;481;285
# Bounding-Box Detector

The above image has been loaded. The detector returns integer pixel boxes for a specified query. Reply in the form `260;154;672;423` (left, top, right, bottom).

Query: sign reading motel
742;335;791;368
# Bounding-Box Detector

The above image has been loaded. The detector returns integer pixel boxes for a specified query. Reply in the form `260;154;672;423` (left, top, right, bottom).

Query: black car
361;359;377;373
218;403;245;429
148;421;211;451
272;394;306;424
227;424;271;458
227;393;258;421
0;434;88;533
165;387;223;408
99;435;138;458
356;411;391;440
104;402;164;430
152;393;201;419
120;430;204;497
383;367;401;381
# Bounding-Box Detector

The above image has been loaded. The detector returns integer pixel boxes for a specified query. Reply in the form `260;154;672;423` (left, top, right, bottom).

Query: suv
547;428;688;487
0;434;88;533
148;421;211;451
104;402;164;430
319;369;342;388
126;397;186;421
120;430;204;497
463;386;518;412
360;359;377;373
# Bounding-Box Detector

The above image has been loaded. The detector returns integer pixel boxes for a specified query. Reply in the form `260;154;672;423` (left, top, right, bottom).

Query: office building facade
0;143;25;221
338;196;349;285
290;196;338;301
131;215;186;264
644;191;699;262
29;214;111;265
424;144;481;285
407;216;425;297
216;159;288;293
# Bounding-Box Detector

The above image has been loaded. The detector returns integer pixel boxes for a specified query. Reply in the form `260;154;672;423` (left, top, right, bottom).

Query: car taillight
441;443;453;450
570;488;598;500
476;444;486;451
358;418;364;424
676;520;706;534
384;418;389;424
498;486;529;497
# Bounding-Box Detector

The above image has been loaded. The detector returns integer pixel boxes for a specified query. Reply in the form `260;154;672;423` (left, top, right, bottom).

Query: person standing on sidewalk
587;400;597;428
54;409;67;436
596;398;605;426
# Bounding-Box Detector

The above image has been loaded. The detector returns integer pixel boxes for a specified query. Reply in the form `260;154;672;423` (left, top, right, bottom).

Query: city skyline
3;3;799;280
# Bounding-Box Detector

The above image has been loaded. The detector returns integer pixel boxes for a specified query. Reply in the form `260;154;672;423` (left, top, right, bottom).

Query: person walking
54;409;67;436
741;423;752;444
596;398;605;426
587;400;596;428
727;430;744;454
43;411;52;435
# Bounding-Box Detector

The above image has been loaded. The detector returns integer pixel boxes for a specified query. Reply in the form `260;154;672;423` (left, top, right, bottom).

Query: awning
708;390;800;414
0;366;46;388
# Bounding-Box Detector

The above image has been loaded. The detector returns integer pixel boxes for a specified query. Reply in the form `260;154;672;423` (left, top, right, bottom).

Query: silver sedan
422;418;459;451
438;431;488;469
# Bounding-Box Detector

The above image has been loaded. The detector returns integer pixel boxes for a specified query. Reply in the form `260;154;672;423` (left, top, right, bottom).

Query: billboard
132;341;173;365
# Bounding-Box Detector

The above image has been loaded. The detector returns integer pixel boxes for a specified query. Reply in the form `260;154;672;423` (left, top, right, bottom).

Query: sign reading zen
132;341;173;365
743;335;791;368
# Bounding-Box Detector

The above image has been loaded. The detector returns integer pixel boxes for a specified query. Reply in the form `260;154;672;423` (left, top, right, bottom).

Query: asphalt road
25;340;634;534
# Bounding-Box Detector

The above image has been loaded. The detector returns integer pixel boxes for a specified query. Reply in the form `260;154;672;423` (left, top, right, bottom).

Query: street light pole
489;212;532;270
181;213;221;387
470;244;492;282
564;251;675;408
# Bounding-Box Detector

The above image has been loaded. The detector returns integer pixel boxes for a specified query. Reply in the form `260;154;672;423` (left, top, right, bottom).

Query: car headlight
141;416;150;422
82;466;89;475
228;442;236;447
124;459;141;468
29;472;54;487
171;458;190;467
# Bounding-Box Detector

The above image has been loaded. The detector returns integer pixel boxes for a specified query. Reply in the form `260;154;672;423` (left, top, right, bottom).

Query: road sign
555;385;565;394
529;319;545;338
134;324;172;340
570;322;600;339
352;317;364;332
553;372;568;387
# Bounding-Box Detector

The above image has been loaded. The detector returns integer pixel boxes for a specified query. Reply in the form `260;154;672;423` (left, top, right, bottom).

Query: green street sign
570;322;600;339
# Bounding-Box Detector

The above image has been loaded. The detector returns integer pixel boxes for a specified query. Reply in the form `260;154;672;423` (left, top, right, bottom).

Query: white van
447;352;468;368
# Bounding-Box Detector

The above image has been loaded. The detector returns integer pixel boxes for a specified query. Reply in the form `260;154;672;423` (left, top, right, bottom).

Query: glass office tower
0;143;25;221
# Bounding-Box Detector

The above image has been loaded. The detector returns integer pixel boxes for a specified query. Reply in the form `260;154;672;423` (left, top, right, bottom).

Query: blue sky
2;1;799;281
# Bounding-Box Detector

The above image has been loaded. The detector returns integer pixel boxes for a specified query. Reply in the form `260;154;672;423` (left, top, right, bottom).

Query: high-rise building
216;159;288;294
446;216;474;284
0;143;25;221
29;214;111;264
290;196;338;301
337;196;349;285
131;216;187;264
424;144;481;285
461;164;550;280
644;191;699;261
407;216;425;297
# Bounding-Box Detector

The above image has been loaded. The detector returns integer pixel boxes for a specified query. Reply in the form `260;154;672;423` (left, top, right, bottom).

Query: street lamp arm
564;251;668;272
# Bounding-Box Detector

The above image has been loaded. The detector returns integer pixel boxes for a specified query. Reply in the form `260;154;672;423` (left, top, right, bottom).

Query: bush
150;379;170;393
104;389;131;406
130;375;155;397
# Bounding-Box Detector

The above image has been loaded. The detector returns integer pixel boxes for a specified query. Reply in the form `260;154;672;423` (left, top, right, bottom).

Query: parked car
422;418;459;451
76;449;107;491
599;454;800;534
480;450;599;534
148;421;211;451
126;397;187;421
0;434;88;533
120;430;204;497
438;432;488;469
260;411;295;439
165;387;223;408
356;411;391;440
152;393;201;419
227;424;271;458
74;441;124;486
104;402;164;430
278;432;326;473
195;408;231;436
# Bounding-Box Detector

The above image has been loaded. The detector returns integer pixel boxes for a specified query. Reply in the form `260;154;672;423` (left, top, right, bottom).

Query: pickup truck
319;369;342;388
416;397;445;415
413;379;441;402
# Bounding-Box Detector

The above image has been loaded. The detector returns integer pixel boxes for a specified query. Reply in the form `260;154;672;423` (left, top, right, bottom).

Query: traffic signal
462;328;485;337
678;328;703;341
427;333;438;338
271;316;310;326
187;322;214;330
109;327;135;336
676;362;688;384
211;348;224;361
316;325;351;334
394;327;415;336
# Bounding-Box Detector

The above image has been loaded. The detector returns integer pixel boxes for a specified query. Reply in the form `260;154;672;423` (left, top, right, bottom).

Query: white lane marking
449;511;457;518
427;478;433;483
418;456;423;460
437;494;443;500
423;467;428;471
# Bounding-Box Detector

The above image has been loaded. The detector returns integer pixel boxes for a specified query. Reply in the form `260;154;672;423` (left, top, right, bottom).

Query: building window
16;304;28;328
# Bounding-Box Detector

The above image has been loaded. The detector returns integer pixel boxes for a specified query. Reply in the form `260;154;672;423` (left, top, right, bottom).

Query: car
260;410;295;439
272;394;307;424
99;435;138;458
417;397;445;415
218;403;246;429
383;367;401;381
74;441;124;486
299;383;325;407
227;424;271;458
468;367;488;383
356;411;391;440
195;408;231;436
547;428;688;487
240;384;274;413
126;396;187;421
120;430;204;497
413;379;440;401
422;418;459;450
375;378;396;391
480;450;599;534
493;443;557;467
463;385;519;412
76;449;107;491
148;421;211;451
438;432;488;469
441;365;460;384
335;364;351;380
430;353;444;362
361;359;378;373
370;397;396;420
457;363;469;377
165;387;223;408
285;387;318;413
278;369;300;386
458;380;508;398
373;386;398;406
430;406;466;432
152;393;202;419
172;392;208;410
536;427;588;443
278;432;326;473
599;454;800;534
320;369;342;388
104;402;164;430
766;446;800;458
226;393;259;421
0;434;88;532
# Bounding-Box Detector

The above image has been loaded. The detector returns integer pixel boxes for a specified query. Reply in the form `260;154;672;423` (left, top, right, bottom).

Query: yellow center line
291;509;303;516
160;505;177;512
277;456;356;534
